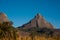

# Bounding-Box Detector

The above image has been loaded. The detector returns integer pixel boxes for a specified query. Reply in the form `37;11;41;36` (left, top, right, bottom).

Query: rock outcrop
20;13;54;29
0;12;9;23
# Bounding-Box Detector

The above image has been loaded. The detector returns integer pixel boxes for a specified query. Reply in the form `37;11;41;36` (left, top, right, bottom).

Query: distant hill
18;13;54;29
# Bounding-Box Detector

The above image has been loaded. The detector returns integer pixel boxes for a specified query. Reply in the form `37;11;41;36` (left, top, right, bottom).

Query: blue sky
0;0;60;28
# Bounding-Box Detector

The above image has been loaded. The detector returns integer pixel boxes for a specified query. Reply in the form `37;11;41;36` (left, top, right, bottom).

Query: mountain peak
35;13;43;19
36;13;40;17
20;13;54;29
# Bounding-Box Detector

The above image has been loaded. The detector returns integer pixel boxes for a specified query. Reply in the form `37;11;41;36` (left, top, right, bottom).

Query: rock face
0;12;9;23
20;13;54;29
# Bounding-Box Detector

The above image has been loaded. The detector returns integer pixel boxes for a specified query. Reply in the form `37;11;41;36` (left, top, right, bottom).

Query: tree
0;21;16;40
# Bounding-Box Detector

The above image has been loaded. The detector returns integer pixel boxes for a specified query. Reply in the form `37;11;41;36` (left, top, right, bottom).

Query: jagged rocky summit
19;13;54;29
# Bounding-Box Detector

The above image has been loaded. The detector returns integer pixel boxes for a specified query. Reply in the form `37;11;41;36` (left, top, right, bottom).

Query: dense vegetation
0;22;18;40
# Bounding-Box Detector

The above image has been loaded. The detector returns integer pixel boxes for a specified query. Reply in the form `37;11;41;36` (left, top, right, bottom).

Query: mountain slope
19;13;54;29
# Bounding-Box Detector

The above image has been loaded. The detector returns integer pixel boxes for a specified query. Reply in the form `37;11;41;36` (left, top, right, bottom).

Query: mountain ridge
19;13;54;29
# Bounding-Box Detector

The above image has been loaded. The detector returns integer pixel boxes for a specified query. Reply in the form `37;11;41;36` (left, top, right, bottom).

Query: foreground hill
0;12;18;40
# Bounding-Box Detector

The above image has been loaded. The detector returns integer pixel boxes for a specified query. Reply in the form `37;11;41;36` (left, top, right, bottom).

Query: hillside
19;13;54;29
